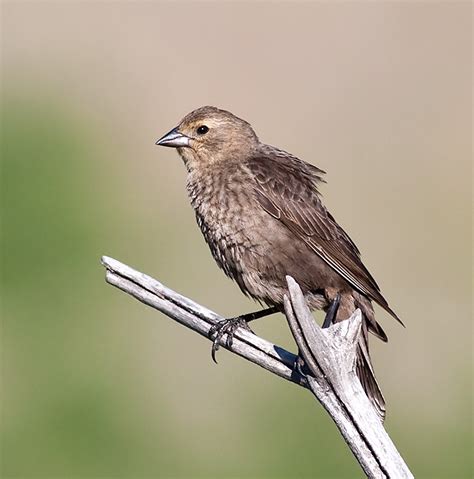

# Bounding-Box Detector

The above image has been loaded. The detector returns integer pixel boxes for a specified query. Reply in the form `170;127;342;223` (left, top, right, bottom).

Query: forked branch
101;256;413;479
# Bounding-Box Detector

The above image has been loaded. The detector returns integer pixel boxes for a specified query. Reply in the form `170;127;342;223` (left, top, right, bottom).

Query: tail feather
367;320;388;342
356;320;386;422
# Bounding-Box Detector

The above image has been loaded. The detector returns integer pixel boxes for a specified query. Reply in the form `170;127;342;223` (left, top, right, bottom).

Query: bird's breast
186;168;258;282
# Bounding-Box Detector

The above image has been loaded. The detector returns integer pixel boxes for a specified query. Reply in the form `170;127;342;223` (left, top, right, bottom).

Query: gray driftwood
101;256;413;479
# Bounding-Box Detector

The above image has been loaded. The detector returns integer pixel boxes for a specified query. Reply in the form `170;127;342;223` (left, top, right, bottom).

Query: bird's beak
155;127;191;148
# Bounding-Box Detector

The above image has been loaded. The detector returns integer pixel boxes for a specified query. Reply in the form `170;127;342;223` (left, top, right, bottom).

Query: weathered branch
284;277;413;478
101;256;413;479
101;256;306;387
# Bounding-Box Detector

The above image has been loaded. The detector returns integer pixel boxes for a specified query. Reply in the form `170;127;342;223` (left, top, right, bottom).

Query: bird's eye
197;125;209;135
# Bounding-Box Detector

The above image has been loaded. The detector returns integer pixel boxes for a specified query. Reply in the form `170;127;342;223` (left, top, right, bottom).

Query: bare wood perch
101;256;413;479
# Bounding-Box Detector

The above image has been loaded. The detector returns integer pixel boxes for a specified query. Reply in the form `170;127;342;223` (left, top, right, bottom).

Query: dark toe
208;317;249;361
211;338;220;364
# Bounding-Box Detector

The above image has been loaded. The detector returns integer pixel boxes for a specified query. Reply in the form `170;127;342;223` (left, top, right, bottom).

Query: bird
156;106;403;420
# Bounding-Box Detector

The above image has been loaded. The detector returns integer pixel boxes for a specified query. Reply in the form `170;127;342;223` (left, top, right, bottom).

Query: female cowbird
156;106;402;420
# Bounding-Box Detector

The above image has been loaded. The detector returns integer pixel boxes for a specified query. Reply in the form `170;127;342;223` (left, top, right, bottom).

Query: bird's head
156;106;259;169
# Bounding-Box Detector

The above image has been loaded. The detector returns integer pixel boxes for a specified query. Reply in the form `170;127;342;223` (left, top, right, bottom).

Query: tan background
2;1;472;478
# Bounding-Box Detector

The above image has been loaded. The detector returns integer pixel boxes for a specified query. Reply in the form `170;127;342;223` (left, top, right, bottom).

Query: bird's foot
209;317;253;363
294;354;308;377
322;293;341;328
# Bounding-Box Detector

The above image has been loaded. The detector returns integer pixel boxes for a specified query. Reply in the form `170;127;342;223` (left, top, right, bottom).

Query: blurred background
2;2;472;478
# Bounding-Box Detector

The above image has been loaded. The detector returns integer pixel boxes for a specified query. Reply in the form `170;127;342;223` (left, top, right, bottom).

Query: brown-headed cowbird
156;106;402;420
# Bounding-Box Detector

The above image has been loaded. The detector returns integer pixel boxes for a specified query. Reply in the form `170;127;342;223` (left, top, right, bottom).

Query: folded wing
247;146;402;327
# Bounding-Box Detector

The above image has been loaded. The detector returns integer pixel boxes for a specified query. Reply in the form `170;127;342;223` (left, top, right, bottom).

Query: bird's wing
247;148;402;325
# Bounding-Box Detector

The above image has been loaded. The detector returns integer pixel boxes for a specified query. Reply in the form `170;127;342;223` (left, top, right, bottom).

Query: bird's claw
294;355;307;377
209;317;252;363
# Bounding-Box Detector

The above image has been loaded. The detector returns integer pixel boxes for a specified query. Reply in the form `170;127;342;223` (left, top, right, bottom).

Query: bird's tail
355;320;386;422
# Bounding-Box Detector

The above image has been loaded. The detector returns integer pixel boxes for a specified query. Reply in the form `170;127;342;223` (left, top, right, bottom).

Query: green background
2;2;472;478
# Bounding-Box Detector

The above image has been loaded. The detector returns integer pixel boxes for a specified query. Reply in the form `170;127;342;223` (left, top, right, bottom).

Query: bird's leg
209;305;280;363
322;293;341;328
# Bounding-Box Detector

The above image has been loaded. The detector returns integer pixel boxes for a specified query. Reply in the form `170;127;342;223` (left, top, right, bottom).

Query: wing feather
247;148;402;324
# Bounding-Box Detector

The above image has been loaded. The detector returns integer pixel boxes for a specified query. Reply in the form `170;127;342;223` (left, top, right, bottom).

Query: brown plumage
156;106;402;421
